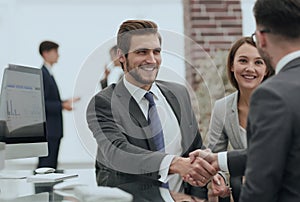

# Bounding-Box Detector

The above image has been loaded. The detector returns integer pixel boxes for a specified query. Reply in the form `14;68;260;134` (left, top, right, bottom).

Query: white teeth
141;66;155;71
243;75;255;79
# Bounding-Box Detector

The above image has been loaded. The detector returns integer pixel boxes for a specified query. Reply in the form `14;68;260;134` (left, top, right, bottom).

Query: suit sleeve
100;78;107;89
207;100;229;152
239;86;292;201
227;149;247;177
86;92;166;179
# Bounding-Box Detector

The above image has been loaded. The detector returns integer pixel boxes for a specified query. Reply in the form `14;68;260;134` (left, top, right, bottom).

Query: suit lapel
229;92;245;149
114;80;183;151
156;82;181;124
114;79;157;151
42;65;60;98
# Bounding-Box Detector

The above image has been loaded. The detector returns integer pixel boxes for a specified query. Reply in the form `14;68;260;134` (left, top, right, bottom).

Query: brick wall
183;0;242;139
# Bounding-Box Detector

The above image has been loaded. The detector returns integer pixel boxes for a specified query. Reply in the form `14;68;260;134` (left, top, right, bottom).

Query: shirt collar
43;62;54;75
276;50;300;74
123;76;160;103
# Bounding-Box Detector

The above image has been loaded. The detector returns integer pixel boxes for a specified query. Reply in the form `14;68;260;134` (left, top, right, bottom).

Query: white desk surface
0;169;208;202
0;168;96;202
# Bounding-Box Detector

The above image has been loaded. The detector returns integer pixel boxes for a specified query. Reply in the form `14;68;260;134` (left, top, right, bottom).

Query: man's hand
182;149;220;186
104;65;110;78
207;174;231;199
62;97;80;111
169;156;217;187
189;149;220;171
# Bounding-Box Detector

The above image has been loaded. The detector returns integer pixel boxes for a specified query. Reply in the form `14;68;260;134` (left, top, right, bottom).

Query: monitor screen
0;64;48;159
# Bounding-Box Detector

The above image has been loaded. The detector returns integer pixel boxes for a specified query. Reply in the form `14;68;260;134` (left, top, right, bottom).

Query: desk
0;169;95;202
0;169;208;202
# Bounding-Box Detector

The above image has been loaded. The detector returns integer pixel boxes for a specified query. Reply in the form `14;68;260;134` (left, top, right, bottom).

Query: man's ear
117;49;125;63
257;31;267;48
42;51;48;60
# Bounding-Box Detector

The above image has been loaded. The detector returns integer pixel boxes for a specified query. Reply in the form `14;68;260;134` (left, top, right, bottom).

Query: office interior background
0;0;255;169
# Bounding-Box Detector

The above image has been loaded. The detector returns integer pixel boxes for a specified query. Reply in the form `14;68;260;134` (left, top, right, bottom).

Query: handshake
170;149;230;198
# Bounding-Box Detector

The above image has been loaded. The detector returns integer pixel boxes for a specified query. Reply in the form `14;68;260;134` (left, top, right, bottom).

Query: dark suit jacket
229;57;300;202
41;66;63;139
87;79;206;197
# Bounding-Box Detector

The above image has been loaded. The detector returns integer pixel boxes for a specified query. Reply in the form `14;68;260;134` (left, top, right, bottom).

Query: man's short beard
127;67;158;85
126;58;159;85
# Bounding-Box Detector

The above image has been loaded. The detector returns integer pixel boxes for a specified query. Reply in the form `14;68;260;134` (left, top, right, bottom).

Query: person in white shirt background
100;45;124;89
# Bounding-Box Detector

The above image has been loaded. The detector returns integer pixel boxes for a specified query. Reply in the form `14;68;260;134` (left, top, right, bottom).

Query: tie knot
144;92;155;106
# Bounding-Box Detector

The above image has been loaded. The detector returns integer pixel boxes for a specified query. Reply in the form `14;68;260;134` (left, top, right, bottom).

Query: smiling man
86;20;216;199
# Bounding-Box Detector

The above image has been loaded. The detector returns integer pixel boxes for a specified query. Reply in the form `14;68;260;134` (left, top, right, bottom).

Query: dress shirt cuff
159;155;176;183
217;171;229;186
218;152;229;172
160;187;174;202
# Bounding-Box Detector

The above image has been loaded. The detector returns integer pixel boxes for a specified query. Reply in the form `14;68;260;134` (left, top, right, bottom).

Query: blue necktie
144;92;169;189
144;92;165;151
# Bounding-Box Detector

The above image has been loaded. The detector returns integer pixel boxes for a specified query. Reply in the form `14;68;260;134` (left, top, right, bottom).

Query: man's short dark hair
39;41;59;56
117;20;161;55
254;0;300;39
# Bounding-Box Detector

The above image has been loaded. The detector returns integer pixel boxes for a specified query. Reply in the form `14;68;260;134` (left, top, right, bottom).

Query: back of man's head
117;20;161;55
109;45;118;60
109;45;122;67
254;0;300;40
39;41;59;57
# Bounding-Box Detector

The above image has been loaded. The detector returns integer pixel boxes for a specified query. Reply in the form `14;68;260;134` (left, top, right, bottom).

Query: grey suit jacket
207;91;247;152
236;57;300;202
86;79;205;196
207;92;247;202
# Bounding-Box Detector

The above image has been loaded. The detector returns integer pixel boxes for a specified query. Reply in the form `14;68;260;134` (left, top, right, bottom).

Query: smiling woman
206;36;274;201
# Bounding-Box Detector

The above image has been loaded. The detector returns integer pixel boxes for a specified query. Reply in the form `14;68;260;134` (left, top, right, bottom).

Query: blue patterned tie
144;92;169;189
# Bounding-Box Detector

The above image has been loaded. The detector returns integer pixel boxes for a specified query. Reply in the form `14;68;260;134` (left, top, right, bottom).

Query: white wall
0;0;184;169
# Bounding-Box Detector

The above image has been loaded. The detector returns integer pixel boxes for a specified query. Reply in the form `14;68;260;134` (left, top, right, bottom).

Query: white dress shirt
276;50;300;74
123;77;183;192
43;62;54;75
107;66;124;85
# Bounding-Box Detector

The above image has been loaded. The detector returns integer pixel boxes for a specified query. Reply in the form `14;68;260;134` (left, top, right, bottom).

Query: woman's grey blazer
207;91;246;152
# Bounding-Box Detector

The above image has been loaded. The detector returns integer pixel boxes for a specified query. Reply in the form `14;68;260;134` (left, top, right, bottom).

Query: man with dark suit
38;41;79;169
187;0;300;201
86;20;216;198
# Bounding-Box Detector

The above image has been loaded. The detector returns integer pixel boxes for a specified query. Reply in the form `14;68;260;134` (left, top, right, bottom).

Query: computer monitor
0;64;48;159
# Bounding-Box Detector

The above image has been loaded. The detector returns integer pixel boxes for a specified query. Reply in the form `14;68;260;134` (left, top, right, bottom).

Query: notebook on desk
27;173;78;183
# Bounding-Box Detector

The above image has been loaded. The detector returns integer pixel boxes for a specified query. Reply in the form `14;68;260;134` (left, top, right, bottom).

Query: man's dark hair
39;41;59;56
254;0;300;39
